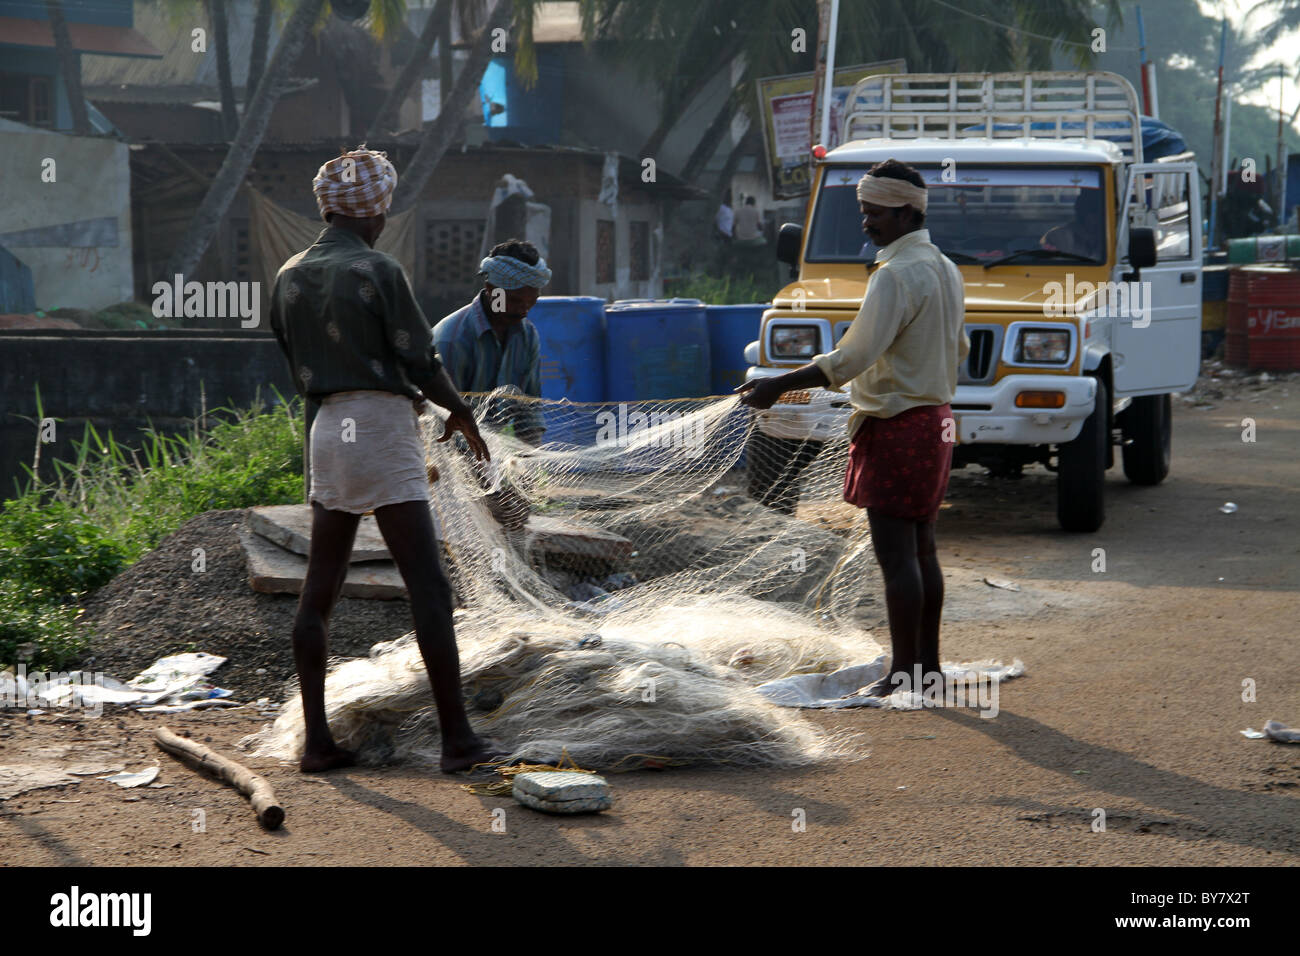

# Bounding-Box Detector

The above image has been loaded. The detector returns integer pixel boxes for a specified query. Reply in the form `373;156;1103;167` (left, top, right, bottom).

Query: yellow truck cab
743;71;1203;531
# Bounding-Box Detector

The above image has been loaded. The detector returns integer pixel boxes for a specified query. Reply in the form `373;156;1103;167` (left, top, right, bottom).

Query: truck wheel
746;431;823;515
1056;378;1107;533
1119;393;1171;486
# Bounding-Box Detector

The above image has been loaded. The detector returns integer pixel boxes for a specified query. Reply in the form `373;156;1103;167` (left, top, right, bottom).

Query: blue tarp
0;243;35;314
964;116;1189;161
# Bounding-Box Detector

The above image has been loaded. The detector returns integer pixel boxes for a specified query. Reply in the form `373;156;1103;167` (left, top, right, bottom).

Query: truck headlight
771;325;819;359
1016;329;1071;363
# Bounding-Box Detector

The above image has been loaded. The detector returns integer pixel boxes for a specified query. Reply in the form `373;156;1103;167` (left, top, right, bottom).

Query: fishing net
241;390;882;770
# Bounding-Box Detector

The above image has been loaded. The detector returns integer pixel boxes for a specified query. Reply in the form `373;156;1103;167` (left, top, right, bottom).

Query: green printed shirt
268;226;442;402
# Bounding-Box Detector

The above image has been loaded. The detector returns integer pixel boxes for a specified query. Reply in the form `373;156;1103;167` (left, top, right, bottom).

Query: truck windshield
805;165;1106;265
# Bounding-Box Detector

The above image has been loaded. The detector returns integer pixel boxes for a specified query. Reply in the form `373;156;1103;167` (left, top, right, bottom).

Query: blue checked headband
480;255;552;290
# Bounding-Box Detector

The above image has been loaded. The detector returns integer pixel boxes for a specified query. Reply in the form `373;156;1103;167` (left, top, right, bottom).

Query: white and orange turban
856;173;928;214
313;147;398;219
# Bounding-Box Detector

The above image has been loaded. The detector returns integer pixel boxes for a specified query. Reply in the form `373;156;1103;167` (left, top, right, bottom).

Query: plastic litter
10;653;233;712
983;577;1021;591
101;766;160;788
1219;502;1238;514
756;655;1025;709
1240;728;1267;739
1263;720;1300;743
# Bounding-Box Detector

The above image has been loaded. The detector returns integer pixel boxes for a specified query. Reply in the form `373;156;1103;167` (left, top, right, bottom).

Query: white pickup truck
743;71;1202;531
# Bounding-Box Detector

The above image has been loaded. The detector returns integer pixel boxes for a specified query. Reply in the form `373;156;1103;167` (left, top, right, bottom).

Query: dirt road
4;383;1297;866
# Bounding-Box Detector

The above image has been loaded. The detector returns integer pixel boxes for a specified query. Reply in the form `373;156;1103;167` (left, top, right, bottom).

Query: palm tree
208;0;239;138
166;0;328;280
43;0;90;134
585;0;1125;184
366;0;450;140
246;0;275;105
390;0;517;212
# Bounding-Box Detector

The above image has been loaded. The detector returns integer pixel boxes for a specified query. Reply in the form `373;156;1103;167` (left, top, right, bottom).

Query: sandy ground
3;386;1297;866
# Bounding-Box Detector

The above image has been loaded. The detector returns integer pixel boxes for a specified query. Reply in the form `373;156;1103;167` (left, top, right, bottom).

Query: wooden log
153;726;285;830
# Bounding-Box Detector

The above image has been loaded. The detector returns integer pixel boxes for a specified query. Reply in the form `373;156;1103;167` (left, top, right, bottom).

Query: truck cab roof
826;138;1125;167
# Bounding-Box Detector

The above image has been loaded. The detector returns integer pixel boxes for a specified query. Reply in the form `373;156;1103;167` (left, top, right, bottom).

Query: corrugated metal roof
0;14;161;57
81;0;279;90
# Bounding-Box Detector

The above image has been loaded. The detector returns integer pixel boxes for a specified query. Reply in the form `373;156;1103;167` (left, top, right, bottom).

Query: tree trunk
636;36;743;161
390;0;513;215
165;0;328;283
246;0;273;108
44;0;89;134
714;120;759;204
366;0;451;141
680;94;740;184
209;0;239;139
438;0;452;106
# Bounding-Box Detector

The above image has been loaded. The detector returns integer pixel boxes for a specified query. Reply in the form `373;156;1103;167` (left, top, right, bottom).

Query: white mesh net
241;390;882;770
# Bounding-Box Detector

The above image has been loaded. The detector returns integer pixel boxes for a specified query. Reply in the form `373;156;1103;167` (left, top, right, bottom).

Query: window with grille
596;219;615;285
0;73;52;128
629;221;649;281
425;219;486;289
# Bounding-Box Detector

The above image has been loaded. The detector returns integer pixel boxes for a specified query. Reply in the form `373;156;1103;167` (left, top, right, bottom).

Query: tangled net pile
242;391;882;770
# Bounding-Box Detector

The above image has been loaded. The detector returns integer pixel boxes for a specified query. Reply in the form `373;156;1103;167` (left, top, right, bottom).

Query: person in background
269;146;504;774
715;190;735;242
1041;190;1105;261
733;195;765;246
738;158;969;700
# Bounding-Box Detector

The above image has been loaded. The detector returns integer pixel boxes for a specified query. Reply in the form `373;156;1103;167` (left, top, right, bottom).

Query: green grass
665;272;777;305
0;387;304;668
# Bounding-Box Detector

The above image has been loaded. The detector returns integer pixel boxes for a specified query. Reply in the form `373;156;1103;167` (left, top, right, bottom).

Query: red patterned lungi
842;403;954;522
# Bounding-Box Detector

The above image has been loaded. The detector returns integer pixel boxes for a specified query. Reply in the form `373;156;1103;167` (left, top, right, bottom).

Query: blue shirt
433;293;544;436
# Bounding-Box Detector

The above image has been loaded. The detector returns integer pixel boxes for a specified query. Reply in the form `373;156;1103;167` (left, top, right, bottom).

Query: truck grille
960;327;1000;384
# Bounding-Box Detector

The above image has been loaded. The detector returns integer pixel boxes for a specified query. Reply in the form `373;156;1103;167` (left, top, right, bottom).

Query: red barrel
1225;268;1251;367
1227;266;1300;370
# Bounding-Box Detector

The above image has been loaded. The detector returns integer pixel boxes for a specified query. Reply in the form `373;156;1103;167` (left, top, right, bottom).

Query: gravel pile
75;510;418;702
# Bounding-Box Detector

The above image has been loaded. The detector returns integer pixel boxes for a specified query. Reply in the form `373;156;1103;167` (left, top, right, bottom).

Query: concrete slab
248;504;392;562
239;528;408;600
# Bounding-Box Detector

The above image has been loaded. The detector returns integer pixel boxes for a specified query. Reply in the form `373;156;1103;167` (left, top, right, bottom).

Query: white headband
856;175;928;213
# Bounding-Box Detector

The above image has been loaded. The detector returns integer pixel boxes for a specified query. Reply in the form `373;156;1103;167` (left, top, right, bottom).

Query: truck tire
1056;378;1107;533
1119;393;1171;486
746;431;823;515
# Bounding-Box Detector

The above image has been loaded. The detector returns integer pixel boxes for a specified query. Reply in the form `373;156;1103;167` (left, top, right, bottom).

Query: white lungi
309;390;429;514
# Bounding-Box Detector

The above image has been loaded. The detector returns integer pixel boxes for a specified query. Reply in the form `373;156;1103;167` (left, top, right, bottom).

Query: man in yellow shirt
739;159;968;698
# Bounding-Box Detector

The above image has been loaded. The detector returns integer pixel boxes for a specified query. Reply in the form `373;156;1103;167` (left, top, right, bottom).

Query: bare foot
300;745;357;773
852;673;908;698
440;737;512;774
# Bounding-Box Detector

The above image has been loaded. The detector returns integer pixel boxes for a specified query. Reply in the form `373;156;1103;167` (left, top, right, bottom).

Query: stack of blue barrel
529;297;767;403
527;297;766;459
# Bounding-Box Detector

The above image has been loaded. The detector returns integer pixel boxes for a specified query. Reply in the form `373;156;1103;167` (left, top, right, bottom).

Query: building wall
0;47;72;131
0;329;294;494
0;126;133;310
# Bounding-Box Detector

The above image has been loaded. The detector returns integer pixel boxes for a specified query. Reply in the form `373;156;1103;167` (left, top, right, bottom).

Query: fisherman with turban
433;238;552;447
739;159;970;701
269;146;505;774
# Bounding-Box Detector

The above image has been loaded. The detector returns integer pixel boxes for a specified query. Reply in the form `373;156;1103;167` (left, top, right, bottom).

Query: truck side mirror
777;223;803;274
1128;227;1157;272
